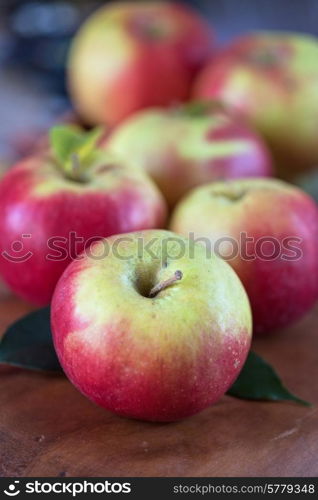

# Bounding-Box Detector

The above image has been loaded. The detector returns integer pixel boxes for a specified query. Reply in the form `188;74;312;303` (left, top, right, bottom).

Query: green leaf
49;124;104;172
50;125;83;165
76;126;104;163
0;307;61;372
227;351;310;406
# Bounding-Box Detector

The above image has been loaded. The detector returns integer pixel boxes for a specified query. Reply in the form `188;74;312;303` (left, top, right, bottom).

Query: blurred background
0;0;317;165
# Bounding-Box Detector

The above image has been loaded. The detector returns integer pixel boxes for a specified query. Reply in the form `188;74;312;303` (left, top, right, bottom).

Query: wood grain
0;296;317;477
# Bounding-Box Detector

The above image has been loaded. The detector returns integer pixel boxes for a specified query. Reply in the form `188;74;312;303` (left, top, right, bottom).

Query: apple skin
192;33;318;178
51;230;252;422
0;155;167;306
170;178;318;334
105;102;273;207
68;1;213;126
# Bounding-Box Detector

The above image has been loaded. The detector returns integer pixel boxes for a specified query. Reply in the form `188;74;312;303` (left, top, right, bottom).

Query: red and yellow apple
170;178;318;334
106;102;273;207
0;129;166;305
51;230;252;422
193;32;318;178
68;1;213;126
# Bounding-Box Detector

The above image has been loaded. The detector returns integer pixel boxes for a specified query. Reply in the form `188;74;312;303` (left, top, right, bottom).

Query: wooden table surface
0;293;317;478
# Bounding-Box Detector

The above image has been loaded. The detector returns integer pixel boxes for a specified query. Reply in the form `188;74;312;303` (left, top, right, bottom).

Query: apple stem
149;270;183;298
68;153;87;183
71;152;81;175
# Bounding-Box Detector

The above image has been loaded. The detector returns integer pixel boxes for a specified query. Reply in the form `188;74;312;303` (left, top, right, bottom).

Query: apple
105;101;273;207
192;32;318;178
68;1;213;126
0;126;167;306
51;230;252;422
170;178;318;334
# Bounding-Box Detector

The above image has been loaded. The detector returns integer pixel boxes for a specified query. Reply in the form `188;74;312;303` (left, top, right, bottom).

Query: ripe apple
68;1;213;126
51;230;252;422
0;127;167;306
105;101;273;207
170;178;318;334
193;32;318;178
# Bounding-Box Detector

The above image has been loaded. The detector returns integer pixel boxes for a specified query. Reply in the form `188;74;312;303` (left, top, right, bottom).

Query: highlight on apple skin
105;101;273;207
68;1;213;126
51;230;252;422
192;32;318;178
170;178;318;335
0;153;167;306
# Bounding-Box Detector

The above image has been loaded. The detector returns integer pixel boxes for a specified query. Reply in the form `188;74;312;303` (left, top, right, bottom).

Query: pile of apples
0;1;318;422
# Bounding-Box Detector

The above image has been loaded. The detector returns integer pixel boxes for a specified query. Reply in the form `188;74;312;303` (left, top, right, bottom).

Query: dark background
0;0;317;163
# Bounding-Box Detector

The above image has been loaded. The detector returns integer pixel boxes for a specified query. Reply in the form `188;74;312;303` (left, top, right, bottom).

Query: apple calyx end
149;270;183;298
